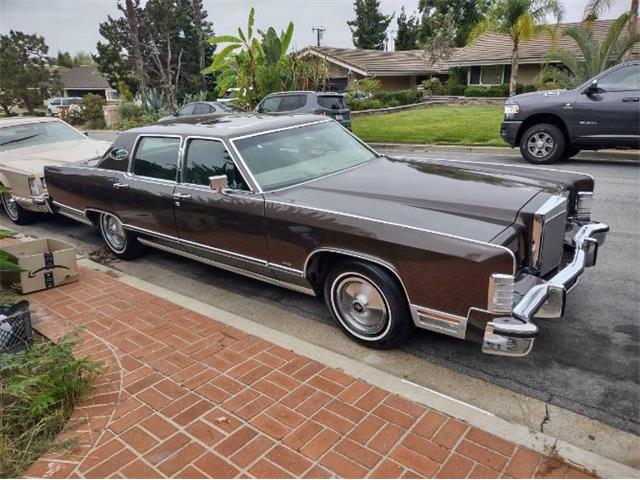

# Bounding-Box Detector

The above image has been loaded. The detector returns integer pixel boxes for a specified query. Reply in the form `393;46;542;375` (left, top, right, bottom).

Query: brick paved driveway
19;263;593;479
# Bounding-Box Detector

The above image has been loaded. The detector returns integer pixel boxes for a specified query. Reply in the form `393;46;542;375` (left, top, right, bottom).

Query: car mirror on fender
582;80;601;96
209;175;228;192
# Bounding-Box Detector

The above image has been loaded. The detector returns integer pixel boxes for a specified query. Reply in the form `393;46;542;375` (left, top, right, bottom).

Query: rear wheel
519;123;565;164
1;191;35;225
99;212;145;259
324;260;413;349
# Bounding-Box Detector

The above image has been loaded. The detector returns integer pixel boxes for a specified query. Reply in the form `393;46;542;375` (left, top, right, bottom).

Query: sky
0;0;630;55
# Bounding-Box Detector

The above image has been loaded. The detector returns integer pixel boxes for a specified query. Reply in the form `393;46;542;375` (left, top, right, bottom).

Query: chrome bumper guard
482;222;609;357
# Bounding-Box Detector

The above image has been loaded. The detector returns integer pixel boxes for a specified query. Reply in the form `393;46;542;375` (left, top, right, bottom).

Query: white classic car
0;117;110;224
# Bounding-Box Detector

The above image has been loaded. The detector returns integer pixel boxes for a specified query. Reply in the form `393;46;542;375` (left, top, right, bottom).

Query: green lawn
352;105;506;146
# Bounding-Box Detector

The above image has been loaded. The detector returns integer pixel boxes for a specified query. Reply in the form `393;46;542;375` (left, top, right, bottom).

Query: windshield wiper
0;133;41;146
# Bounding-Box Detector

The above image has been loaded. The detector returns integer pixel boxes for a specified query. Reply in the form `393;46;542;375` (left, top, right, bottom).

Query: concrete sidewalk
5;252;602;478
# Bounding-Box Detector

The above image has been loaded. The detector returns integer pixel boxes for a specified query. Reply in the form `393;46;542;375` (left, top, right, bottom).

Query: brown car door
173;137;271;276
111;135;180;238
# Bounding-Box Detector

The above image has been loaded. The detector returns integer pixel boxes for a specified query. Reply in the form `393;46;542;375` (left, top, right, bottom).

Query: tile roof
449;18;640;66
303;46;450;76
59;66;110;89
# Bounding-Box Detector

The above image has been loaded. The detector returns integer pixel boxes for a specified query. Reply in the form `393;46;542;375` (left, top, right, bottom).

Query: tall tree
470;0;564;95
122;0;147;97
395;7;421;50
419;0;489;47
192;0;206;88
348;0;394;50
0;31;60;115
584;0;638;38
541;12;640;86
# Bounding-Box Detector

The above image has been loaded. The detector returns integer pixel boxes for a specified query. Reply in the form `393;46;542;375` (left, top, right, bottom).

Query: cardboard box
0;239;78;294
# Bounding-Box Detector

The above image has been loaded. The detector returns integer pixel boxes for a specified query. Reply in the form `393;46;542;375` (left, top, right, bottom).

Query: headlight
28;178;39;196
504;103;520;116
575;192;593;221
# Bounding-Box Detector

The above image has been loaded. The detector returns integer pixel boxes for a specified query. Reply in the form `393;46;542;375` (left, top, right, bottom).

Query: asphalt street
7;134;640;436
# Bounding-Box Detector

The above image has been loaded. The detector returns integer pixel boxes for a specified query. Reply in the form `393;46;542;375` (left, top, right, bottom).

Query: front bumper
14;194;53;213
500;121;522;147
482;221;609;357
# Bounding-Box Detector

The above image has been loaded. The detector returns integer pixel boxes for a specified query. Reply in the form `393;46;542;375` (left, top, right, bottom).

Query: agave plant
540;12;640;88
144;88;168;114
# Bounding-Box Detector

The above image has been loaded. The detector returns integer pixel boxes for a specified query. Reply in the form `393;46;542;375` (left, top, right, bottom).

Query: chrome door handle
173;192;191;199
622;97;639;102
113;182;129;189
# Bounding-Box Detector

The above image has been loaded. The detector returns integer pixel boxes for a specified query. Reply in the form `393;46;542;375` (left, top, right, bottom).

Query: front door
112;135;181;238
574;63;640;147
173;137;270;276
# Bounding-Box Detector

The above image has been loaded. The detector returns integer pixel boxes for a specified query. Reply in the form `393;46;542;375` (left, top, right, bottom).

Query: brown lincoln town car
44;114;608;357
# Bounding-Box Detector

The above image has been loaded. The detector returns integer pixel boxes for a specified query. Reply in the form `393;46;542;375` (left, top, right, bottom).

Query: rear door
173;137;271;276
574;64;640;147
112;135;180;238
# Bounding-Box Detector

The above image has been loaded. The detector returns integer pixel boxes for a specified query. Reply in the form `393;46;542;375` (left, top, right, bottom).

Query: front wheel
1;192;35;225
324;260;413;349
519;123;566;164
98;212;145;259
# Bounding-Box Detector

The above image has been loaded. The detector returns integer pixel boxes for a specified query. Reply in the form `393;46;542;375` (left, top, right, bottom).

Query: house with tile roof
58;66;119;100
448;18;640;87
301;46;449;91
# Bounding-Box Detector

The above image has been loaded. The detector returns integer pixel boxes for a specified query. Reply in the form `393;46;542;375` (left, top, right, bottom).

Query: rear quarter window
317;96;346;110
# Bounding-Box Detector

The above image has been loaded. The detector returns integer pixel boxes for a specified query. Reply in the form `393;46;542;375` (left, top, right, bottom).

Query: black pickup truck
501;61;639;164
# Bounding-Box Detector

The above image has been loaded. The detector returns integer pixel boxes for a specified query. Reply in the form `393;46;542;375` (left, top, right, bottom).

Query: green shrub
421;77;445;96
445;76;465;96
0;333;99;477
65;105;85;125
374;89;423;106
463;85;509;97
79;94;105;129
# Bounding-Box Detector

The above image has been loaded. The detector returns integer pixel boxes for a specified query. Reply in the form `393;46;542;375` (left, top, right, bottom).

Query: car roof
265;91;344;97
129;113;331;139
0;116;61;128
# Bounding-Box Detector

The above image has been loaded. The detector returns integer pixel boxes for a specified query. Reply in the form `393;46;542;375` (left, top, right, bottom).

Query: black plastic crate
0;300;33;354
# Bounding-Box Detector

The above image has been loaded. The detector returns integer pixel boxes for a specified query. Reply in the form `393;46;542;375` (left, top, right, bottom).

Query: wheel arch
516;113;570;146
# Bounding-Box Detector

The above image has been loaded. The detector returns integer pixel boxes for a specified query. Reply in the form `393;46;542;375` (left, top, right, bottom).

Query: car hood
268;156;568;243
508;88;576;105
0;139;110;177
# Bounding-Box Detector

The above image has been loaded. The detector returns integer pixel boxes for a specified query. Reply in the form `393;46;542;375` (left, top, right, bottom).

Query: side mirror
82;131;89;137
583;80;600;95
173;111;179;116
209;175;228;192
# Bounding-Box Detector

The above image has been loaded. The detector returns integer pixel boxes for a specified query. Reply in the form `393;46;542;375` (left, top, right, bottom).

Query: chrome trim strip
276;201;517;274
137;237;315;296
52;201;93;225
269;263;305;276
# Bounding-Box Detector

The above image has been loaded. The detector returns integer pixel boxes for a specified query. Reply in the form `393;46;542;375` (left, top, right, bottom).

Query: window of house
183;139;248;190
469;66;481;85
132;136;180;181
481;65;503;85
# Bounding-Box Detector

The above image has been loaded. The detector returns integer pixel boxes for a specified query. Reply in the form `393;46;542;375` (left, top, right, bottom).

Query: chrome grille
532;196;568;276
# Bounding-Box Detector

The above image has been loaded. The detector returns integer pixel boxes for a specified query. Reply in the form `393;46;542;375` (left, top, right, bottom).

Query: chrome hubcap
102;214;125;250
334;275;389;337
2;194;19;220
527;132;554;158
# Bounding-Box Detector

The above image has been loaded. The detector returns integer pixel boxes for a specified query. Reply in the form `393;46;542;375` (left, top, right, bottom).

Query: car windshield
0;121;86;152
234;121;376;191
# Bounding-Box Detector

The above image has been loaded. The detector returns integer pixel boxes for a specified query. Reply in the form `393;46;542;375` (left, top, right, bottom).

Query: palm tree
584;0;638;38
540;12;640;87
470;0;564;96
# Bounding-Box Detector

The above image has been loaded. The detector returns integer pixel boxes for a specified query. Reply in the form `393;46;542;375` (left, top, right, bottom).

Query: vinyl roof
130;114;331;140
303;46;450;76
449;18;640;66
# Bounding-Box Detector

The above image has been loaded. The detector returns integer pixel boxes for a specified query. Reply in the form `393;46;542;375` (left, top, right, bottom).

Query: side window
277;95;306;112
193;103;210;115
177;104;195;116
132;136;180;181
258;97;280;113
183;139;248;190
598;65;640;92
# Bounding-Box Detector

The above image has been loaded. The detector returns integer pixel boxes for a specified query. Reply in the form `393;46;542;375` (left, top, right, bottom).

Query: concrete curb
371;143;640;164
59;254;637;479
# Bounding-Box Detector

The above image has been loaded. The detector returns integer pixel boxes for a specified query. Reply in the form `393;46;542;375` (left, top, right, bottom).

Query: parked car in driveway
44;114;608;357
502;61;639;164
0;117;110;224
158;101;240;123
46;97;82;116
256;91;352;130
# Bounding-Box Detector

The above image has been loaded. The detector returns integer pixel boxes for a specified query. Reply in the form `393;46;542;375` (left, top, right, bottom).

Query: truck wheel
324;260;413;349
562;146;581;159
520;124;565;164
1;192;35;225
99;212;145;259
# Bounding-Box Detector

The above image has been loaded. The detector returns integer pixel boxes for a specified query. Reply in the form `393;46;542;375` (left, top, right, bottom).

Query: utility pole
312;26;326;47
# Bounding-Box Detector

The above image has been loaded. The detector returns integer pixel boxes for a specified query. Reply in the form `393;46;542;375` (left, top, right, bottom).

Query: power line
312;26;326;47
